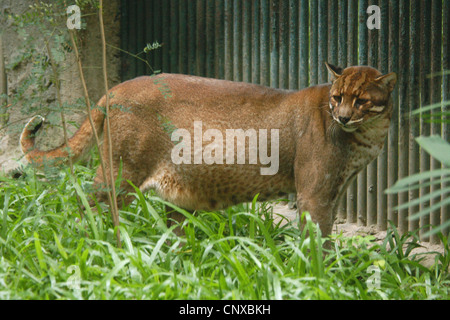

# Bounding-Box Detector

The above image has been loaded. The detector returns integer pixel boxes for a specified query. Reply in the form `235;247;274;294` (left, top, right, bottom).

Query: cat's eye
333;96;342;104
356;99;368;106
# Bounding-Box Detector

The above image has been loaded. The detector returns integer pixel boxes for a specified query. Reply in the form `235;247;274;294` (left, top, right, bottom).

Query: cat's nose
338;116;351;125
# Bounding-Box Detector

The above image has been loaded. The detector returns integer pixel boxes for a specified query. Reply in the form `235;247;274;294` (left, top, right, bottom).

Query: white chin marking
341;126;358;133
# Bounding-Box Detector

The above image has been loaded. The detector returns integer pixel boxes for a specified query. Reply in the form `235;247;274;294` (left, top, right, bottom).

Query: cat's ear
325;62;343;81
374;72;397;93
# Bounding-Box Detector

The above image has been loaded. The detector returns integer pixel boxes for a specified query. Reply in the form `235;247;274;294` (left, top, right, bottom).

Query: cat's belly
139;163;295;211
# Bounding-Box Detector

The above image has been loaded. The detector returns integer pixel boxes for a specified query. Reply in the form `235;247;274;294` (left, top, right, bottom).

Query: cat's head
325;62;397;133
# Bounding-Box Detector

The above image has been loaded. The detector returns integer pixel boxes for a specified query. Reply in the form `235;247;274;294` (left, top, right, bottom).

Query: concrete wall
0;0;121;173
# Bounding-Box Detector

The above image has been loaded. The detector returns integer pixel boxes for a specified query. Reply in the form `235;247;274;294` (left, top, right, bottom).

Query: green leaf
385;168;450;193
34;232;47;274
412;100;450;115
53;232;68;260
72;181;99;240
416;135;450;167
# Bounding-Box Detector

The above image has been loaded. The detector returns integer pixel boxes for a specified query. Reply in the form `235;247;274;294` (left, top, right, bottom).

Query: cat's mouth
332;115;363;133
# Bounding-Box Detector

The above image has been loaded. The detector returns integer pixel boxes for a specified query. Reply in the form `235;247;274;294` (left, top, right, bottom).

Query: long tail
20;108;105;166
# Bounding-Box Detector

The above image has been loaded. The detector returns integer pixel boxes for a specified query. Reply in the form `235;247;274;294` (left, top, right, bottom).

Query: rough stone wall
0;0;121;173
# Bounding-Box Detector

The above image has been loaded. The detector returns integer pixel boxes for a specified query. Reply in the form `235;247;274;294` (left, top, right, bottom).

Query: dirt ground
272;202;446;269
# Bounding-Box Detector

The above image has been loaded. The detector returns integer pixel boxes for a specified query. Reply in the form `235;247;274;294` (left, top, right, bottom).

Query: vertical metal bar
334;0;346;222
224;0;234;80
187;0;197;75
408;0;421;232
120;0;129;81
289;0;299;90
310;0;318;85
328;0;338;66
419;0;432;240
145;0;154;74
233;0;242;81
170;0;180;74
128;0;137;78
358;0;368;226
367;0;379;228
430;0;442;244
279;0;290;89
270;0;279;88
153;0;162;72
215;0;225;79
377;0;389;231
196;0;206;76
442;0;450;238
260;0;270;86
179;0;188;74
299;0;309;89
251;0;261;84
136;0;145;76
162;1;170;72
243;0;252;83
318;0;328;84
387;0;399;229
346;0;358;224
398;0;410;235
206;0;215;78
358;0;368;65
338;0;347;70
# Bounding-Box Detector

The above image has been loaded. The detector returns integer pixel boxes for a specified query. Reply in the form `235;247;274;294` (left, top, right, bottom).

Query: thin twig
99;0;121;248
69;30;114;220
45;39;84;218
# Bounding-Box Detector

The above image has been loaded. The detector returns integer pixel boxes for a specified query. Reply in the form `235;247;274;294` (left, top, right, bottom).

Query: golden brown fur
20;63;396;237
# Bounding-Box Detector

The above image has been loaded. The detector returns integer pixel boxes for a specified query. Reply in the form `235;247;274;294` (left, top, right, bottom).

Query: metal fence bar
196;0;206;77
430;0;443;244
214;0;224;79
346;0;359;224
318;0;328;84
260;0;270;86
367;0;379;227
242;0;252;83
288;0;299;90
309;0;318;85
127;0;137;78
170;0;179;74
336;0;347;222
187;0;196;75
161;0;170;73
419;0;432;240
387;0;399;230
358;0;368;226
443;0;450;238
233;0;242;82
178;0;188;75
299;0;309;89
251;0;260;84
377;0;389;231
224;0;233;80
279;0;289;89
120;0;128;81
152;0;162;72
397;0;410;234
206;1;216;78
269;0;279;88
408;0;421;232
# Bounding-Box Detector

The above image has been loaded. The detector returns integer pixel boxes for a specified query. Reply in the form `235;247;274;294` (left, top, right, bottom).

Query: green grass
0;162;449;300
